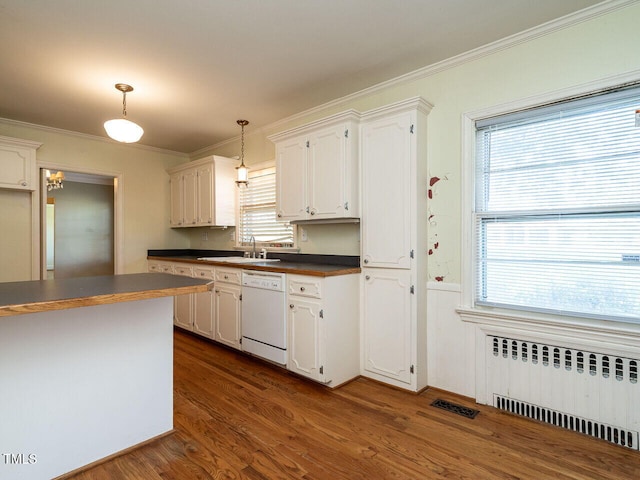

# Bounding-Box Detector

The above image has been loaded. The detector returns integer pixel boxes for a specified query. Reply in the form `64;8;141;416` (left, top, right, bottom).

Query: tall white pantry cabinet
360;97;432;392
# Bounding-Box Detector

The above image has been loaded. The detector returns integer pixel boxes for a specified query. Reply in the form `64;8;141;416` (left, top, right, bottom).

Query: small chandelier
236;119;249;188
104;83;144;143
45;170;65;191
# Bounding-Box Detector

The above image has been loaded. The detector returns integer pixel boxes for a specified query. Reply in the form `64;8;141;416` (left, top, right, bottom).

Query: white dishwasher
241;270;287;365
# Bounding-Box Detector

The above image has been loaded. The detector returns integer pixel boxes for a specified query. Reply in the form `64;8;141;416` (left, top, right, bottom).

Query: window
237;165;295;249
474;86;640;323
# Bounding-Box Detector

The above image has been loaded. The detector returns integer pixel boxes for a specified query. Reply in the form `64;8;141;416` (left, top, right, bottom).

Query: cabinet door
183;168;198;227
174;293;193;330
288;297;326;383
215;284;242;349
196;163;214;225
307;126;345;219
169;172;184;227
361;113;412;268
276;136;307;221
0;142;35;190
362;268;412;385
193;290;214;338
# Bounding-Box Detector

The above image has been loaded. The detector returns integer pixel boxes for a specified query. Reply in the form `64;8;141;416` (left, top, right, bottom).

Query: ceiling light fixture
104;83;144;143
236;119;249;188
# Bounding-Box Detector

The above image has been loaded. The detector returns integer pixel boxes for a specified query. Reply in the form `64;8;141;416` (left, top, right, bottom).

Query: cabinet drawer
148;261;174;274
193;267;215;280
173;265;194;277
288;277;322;299
215;267;241;285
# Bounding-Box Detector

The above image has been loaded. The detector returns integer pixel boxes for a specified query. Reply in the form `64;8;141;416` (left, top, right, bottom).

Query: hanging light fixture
104;83;144;143
45;170;65;191
236;119;249;188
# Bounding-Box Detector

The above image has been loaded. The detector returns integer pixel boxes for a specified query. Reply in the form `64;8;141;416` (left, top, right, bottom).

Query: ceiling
0;0;604;154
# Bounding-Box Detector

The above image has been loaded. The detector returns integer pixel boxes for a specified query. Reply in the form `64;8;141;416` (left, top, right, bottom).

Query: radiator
487;336;640;449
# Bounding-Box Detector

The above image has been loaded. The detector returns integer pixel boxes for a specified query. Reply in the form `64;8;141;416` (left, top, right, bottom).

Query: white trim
460;68;640;318
426;281;461;293
36;162;124;276
199;0;636;156
0;117;188;157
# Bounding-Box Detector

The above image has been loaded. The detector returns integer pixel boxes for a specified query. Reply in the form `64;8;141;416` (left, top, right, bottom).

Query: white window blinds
475;86;640;323
237;166;294;248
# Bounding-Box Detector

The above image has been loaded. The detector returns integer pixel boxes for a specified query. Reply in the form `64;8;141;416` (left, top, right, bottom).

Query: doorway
41;169;119;279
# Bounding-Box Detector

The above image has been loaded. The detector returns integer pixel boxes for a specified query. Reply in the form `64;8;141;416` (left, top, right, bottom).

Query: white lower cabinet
193;266;215;338
362;268;413;386
214;267;242;350
172;264;195;331
286;274;359;387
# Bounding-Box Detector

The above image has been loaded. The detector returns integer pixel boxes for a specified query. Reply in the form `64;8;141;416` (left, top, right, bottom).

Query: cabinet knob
289;304;294;309
310;210;315;216
363;259;369;264
215;290;220;293
300;286;305;292
200;272;205;276
21;181;27;186
224;275;228;279
365;275;370;280
277;213;282;218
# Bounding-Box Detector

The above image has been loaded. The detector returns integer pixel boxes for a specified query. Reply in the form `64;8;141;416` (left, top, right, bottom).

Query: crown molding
0;117;189;157
249;0;638;139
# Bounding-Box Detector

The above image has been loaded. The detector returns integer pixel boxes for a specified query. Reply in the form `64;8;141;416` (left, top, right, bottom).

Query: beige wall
199;3;640;281
0;122;190;278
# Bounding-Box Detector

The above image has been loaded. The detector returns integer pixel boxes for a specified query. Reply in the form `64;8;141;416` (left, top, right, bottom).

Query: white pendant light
104;83;144;143
236;119;249;188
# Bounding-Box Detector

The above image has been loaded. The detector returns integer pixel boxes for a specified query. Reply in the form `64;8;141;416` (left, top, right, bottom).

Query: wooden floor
71;330;640;479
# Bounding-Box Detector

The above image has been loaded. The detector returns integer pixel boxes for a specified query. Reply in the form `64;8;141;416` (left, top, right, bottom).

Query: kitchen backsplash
186;223;360;256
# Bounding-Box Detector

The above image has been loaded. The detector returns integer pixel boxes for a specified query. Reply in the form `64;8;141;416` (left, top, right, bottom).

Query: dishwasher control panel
241;271;285;291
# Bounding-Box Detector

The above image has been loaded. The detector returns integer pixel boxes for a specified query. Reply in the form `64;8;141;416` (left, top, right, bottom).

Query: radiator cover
487;336;640;449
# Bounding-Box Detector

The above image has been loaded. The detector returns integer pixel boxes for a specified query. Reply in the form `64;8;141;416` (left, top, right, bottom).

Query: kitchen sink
197;256;281;264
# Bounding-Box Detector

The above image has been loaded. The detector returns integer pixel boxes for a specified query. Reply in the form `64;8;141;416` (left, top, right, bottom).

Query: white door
361;112;413;269
215;284;242;349
193;289;214;338
169;172;184;227
276;136;307;222
362;268;413;385
307;125;345;219
288;298;325;382
174;293;193;330
182;168;198;227
196;163;214;225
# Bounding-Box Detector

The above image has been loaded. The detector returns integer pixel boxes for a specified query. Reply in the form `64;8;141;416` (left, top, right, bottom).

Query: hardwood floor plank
67;330;640;479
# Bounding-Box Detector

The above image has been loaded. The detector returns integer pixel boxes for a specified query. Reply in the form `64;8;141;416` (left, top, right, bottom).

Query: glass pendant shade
104;84;143;143
104;118;144;143
236;164;249;188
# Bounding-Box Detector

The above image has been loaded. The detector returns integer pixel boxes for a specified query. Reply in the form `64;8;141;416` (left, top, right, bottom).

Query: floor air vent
431;399;479;419
494;394;639;449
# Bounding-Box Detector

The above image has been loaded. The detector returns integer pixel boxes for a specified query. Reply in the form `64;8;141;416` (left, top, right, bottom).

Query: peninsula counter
0;273;211;480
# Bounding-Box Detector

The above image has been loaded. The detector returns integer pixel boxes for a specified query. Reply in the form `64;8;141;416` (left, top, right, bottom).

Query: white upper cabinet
361;111;413;269
0;135;41;191
168;155;236;227
270;111;360;223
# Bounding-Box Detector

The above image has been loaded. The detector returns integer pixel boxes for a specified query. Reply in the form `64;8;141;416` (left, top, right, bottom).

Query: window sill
457;305;640;354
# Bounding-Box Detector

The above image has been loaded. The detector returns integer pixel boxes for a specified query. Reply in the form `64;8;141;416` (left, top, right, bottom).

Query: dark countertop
147;255;361;277
147;249;361;277
0;273;211;317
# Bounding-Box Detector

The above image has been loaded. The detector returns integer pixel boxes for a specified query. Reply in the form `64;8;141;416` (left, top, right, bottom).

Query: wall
199;3;640;395
0;122;190;278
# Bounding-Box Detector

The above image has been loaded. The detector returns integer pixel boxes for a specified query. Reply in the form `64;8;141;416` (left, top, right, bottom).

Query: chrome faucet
250;235;256;258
